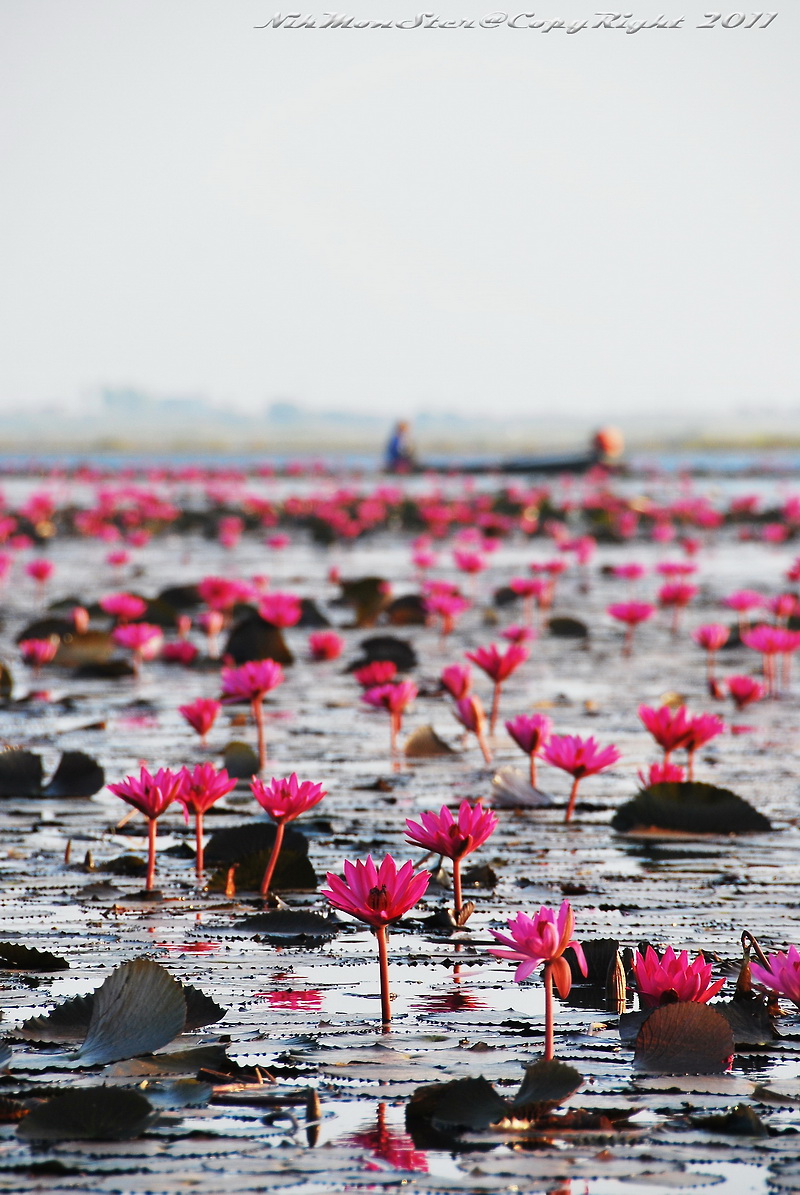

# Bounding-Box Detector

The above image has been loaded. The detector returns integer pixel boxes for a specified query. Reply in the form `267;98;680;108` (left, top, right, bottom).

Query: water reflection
346;1102;429;1173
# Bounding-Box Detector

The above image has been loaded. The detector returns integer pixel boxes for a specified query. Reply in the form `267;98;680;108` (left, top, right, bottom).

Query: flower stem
453;857;463;917
476;724;493;766
529;754;537;788
195;811;205;877
260;820;285;897
376;923;391;1029
564;776;581;823
390;713;399;755
252;697;267;772
543;962;555;1061
489;682;502;737
146;817;157;891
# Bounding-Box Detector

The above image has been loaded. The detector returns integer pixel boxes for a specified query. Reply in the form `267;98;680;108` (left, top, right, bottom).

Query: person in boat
384;420;416;473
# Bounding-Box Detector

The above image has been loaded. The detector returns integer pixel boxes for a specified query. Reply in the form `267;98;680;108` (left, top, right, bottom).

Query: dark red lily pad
548;616;589;638
404;726;456;757
0;749;43;796
511;1058;583;1116
235;910;339;944
75;959;187;1066
42;751;105;797
349;635;417;671
634;1002;735;1074
224;615;293;665
406;1076;509;1133
18;1087;157;1141
222;741;260;779
715;992;777;1045
691;1103;769;1136
612;781;772;835
385;594;427;626
204;822;310;867
0;942;69;972
335;577;391;627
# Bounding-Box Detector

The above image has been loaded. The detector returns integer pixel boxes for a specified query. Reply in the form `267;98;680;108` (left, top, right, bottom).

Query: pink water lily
250;773;326;896
466;643;528;734
542;734;621;822
634;945;726;1009
405;800;497;913
453;693;492;764
221;659;285;770
179;697;221;746
322;855;431;1027
489;901;587;1060
362;680;417;753
505;713;552;787
108;766;184;890
176;763;237;875
750;945;800;1007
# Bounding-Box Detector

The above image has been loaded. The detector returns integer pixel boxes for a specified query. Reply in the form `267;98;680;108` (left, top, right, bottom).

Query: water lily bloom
361;680;417;754
489;901;587;1060
658;582;699;634
198;609;225;658
258;591;302;628
607;601;657;656
18;637;59;673
543;734;621;823
221;658;286;771
25;558;55;588
108;766;184;890
466;643;529;735
321;855;431;1026
100;592;148;623
162;641;198;666
250;773;326;895
742;624;786;696
112;622;164;672
354;660;397;688
501;624;536;645
308;630;345;661
405;800;498;913
633;945;726;1010
176;763;237;875
453;550;487;575
637;761;686;787
638;704;691;762
726;674;766;710
682;712;725;780
610;563;647;582
750;945;800;1007
453;694;493;764
440;663;472;700
198;575;250;612
425;591;470;638
509;576;548;625
179;697;221;745
505;712;552;787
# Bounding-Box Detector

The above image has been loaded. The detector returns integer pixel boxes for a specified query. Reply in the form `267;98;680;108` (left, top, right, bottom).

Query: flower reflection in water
264;989;323;1011
348;1103;428;1174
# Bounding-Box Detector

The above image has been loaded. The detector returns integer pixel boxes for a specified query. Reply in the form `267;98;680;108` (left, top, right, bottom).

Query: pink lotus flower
726;674;766;710
638;704;691;761
354;660;397;688
72;606;90;634
425;591;470;638
221;659;286;770
19;637;59;673
656;560;697;578
441;663;472;700
176;764;237;875
692;624;730;652
112;622;163;671
633;945;725;1010
658;583;699;634
607;602;656;655
179;697;221;745
308;630;345;661
198;609;225;658
198;575;249;611
25;558;54;587
453;550;487;575
106;549;130;569
362;681;417;754
509;576;548;625
405;799;498;913
162;641;198;666
723;589;764;636
489;901;587;1060
767;593;797;623
466;643;528;735
610;563;646;581
505;713;552;787
322;855;431;1026
543;734;621;823
453;694;492;764
100;593;148;623
108;766;184;890
750;945;800;1007
742;624;787;696
682;712;724;780
637;761;686;787
250;772;327;896
258;591;302;628
501;624;536;645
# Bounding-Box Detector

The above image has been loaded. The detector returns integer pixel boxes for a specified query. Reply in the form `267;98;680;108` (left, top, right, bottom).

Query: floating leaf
107;1044;233;1078
634;1002;735;1074
75;959;187;1066
18;1087;157;1141
16;616;72;643
297;598;331;628
0;942;68;972
335;577;391;627
236;910;339;944
18;993;94;1044
511;1058;583;1117
612;781;772;835
222;741;260;780
0;662;12;702
349;635;417;672
548;616;589;639
691;1103;768;1137
491;766;554;808
406;1076;509;1133
42;751;105;797
404;726;456;758
182;983;226;1032
99;855;148;877
134;1079;213;1109
157;584;202;610
564;938;620;986
54;630;114;668
385;594;427;626
224;615;293;665
715;993;776;1045
205;822;309;867
208;847;316;894
0;749;42;796
74;659;135;679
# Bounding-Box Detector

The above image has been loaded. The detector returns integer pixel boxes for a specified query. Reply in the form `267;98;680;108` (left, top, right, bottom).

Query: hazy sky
1;1;797;422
